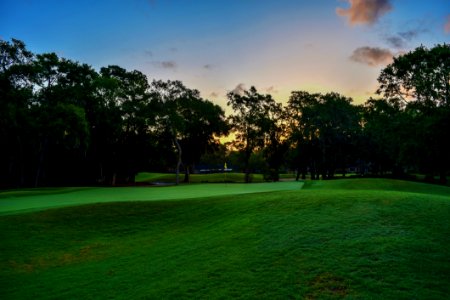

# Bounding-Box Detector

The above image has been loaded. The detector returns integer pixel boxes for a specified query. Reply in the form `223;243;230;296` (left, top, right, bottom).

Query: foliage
1;38;449;187
376;43;450;183
286;91;361;179
0;39;228;187
227;86;281;182
377;44;450;106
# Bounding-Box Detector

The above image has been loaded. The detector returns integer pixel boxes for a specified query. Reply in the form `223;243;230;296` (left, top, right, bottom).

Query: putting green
0;181;303;215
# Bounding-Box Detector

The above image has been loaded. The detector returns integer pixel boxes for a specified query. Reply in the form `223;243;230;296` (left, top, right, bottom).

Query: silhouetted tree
286;91;360;179
227;86;279;183
150;80;228;184
0;38;34;187
376;44;450;183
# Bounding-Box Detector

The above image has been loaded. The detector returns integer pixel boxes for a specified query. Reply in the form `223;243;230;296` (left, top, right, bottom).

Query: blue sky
1;0;449;110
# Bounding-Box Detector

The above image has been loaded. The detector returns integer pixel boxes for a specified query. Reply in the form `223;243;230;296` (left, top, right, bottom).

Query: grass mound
1;179;449;299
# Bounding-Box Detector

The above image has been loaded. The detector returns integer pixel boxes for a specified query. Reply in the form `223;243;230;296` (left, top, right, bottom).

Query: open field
135;172;267;183
1;178;449;299
0;181;301;215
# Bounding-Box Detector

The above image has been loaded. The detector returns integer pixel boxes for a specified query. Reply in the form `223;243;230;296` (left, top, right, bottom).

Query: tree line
1;39;449;188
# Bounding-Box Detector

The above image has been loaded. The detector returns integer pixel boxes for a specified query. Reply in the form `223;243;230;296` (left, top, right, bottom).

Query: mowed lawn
0;179;449;299
0;181;301;215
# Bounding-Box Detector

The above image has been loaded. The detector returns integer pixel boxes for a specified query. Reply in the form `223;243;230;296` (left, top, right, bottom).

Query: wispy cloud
144;50;153;57
385;36;404;48
231;83;246;96
265;86;278;94
350;46;393;66
445;15;450;34
384;29;421;49
203;64;213;70
337;0;392;26
151;60;177;69
209;92;219;98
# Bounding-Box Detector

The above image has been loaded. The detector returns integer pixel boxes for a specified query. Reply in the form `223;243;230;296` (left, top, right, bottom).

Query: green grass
0;182;301;215
1;178;449;299
135;172;265;183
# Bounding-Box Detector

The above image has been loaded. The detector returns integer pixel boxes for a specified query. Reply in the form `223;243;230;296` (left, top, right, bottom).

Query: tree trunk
173;138;182;185
17;135;25;187
34;137;48;187
111;172;117;186
184;165;190;183
244;151;251;183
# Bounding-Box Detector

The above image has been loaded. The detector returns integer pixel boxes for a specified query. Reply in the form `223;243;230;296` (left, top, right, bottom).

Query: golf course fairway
0;181;302;215
1;178;449;299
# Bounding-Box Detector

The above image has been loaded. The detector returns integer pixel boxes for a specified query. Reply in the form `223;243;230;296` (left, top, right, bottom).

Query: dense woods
1;39;449;187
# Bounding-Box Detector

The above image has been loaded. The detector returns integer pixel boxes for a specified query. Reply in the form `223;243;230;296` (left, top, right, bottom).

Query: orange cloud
350;47;393;66
445;15;450;34
337;0;392;26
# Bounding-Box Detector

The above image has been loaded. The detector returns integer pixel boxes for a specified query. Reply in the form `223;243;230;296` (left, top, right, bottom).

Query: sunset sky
2;0;449;112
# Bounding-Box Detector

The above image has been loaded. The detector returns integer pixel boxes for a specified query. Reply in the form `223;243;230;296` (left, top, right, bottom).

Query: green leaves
377;43;450;106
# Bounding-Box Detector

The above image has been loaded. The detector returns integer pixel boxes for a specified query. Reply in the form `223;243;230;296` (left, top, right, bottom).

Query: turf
0;179;449;299
0;182;302;215
135;172;265;183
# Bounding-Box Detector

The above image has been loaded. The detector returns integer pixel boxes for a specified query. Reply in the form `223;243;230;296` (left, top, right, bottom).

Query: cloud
384;28;423;49
209;92;219;98
385;36;404;48
445;15;450;34
336;0;392;26
399;29;419;40
203;64;213;70
144;50;153;57
350;46;393;66
265;86;278;94
231;83;246;96
152;60;177;69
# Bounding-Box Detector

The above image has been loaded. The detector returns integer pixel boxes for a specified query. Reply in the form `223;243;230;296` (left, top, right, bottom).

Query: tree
361;98;407;176
0;38;35;187
178;97;229;182
377;44;450;106
98;65;155;185
227;86;279;183
150;80;228;184
262;100;287;181
377;44;450;183
286;91;361;179
286;91;321;180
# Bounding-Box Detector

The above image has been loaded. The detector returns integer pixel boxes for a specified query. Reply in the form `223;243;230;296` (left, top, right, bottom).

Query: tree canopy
1;38;449;187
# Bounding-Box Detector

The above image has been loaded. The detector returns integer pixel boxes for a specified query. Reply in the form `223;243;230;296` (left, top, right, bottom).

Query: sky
1;0;449;112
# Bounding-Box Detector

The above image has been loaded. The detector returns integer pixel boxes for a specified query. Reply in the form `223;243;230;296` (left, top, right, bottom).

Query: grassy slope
0;182;301;215
0;179;449;299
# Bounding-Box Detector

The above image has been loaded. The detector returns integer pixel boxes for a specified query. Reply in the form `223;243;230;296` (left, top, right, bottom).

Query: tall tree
286;91;361;179
150;80;228;184
361;98;406;176
376;44;450;183
98;66;155;185
0;38;34;187
377;44;450;106
227;86;279;183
